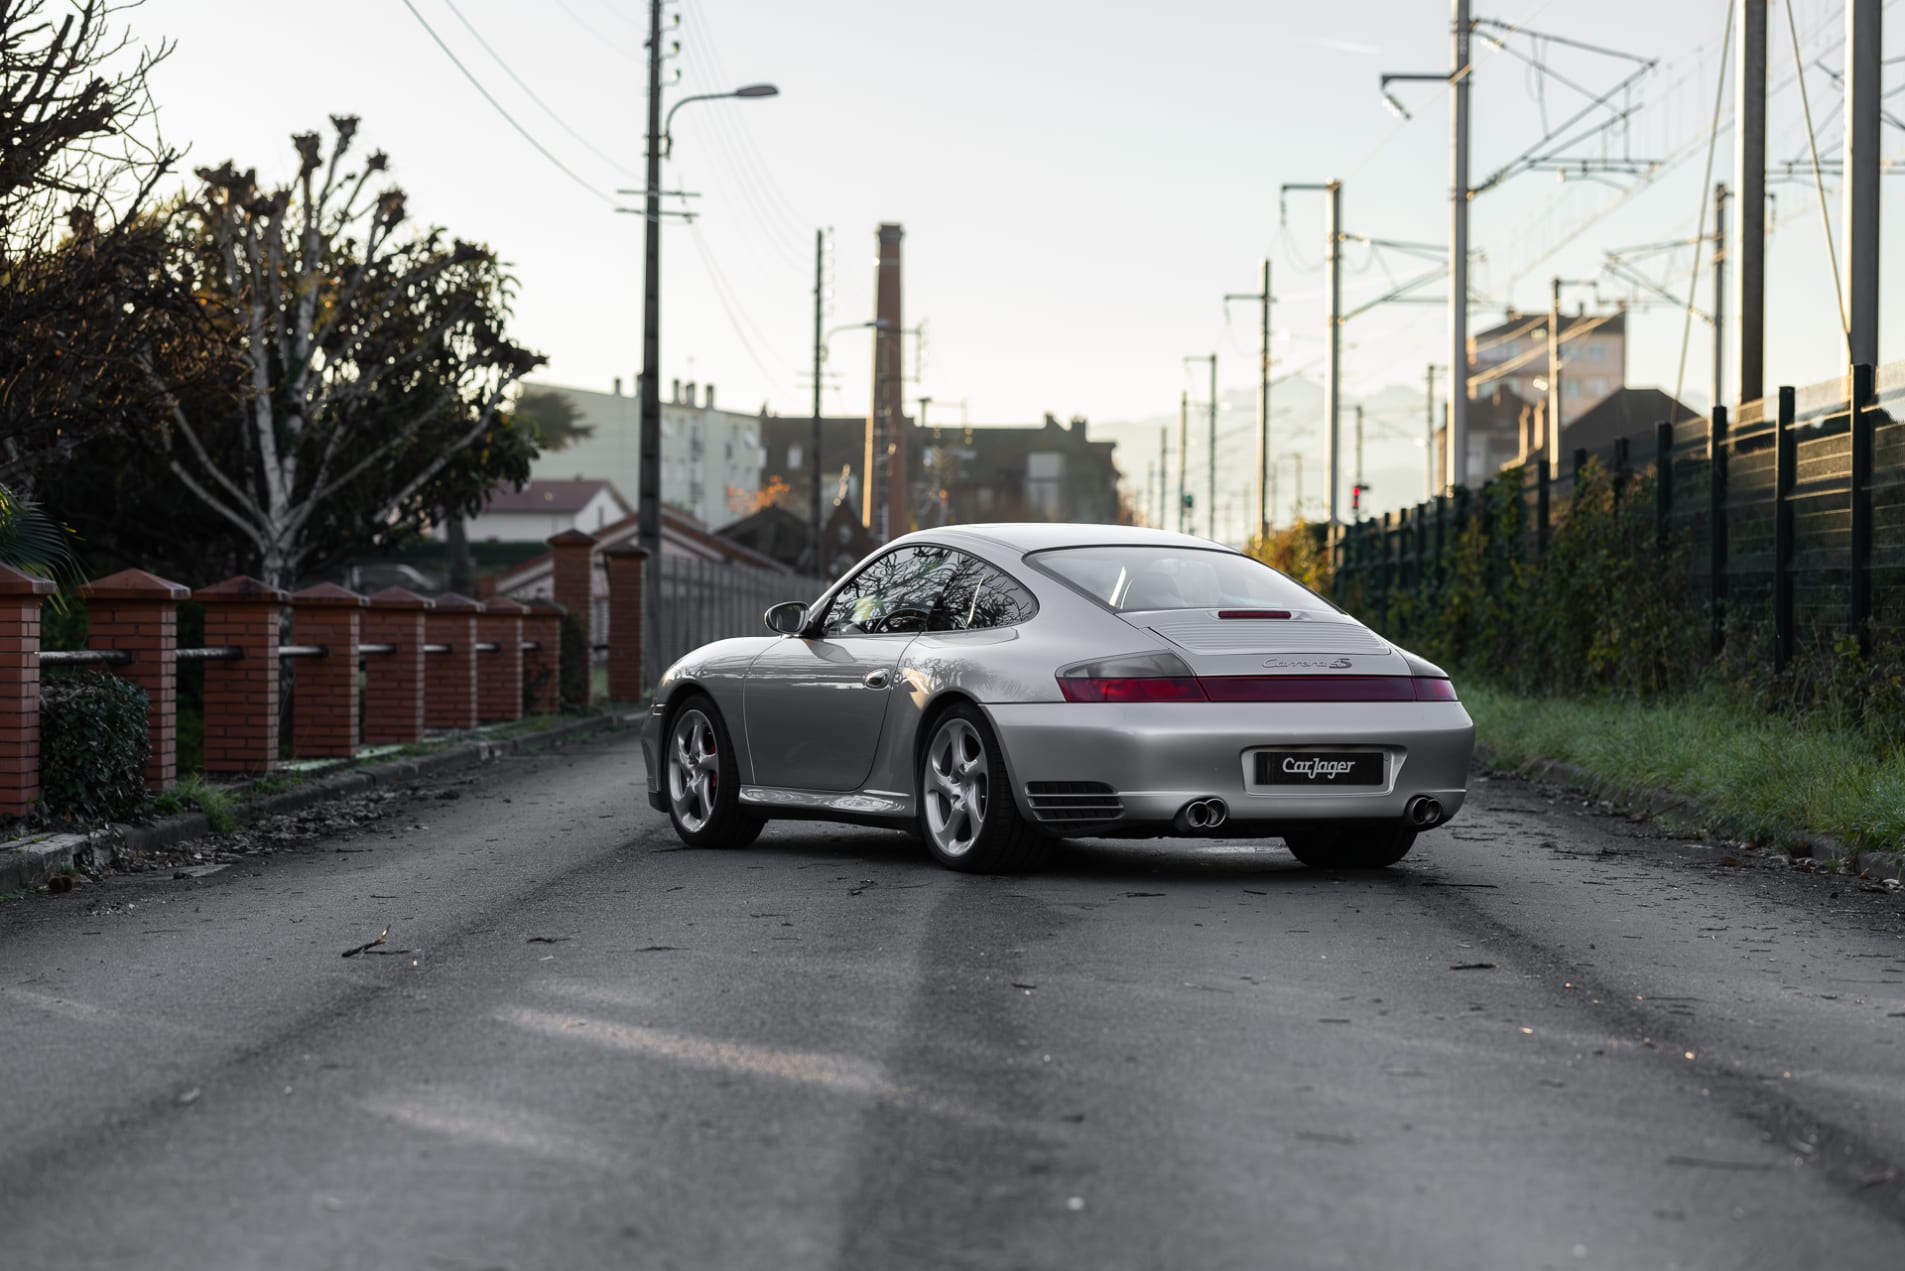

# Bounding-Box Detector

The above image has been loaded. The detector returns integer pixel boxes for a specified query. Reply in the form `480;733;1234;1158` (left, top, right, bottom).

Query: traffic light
1351;482;1369;517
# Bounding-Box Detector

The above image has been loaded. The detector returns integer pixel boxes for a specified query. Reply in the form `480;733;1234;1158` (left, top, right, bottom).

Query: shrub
40;674;149;824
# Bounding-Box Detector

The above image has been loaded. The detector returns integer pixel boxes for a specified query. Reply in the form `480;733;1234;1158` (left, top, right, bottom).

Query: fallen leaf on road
1010;982;1037;990
1449;962;1498;971
340;927;389;958
1122;892;1165;898
526;936;570;944
634;945;680;952
1242;889;1267;896
1295;1130;1357;1146
177;1088;200;1106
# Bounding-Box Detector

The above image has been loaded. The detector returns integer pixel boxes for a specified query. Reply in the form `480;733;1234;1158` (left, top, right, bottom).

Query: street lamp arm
662;84;780;156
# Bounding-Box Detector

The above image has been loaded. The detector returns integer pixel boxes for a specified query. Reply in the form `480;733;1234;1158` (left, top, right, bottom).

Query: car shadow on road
708;824;1434;889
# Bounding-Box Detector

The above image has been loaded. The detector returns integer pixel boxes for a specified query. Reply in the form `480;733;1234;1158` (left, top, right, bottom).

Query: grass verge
1463;681;1905;862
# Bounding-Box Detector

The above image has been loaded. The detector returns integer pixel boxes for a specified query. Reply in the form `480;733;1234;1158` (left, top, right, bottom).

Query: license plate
1255;751;1384;786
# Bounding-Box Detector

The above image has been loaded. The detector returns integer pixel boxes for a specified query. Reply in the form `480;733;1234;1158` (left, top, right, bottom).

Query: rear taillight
1057;650;1207;702
1057;655;1460;704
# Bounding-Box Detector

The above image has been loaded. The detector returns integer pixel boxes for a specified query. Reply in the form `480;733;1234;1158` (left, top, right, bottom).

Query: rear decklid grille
1142;610;1391;657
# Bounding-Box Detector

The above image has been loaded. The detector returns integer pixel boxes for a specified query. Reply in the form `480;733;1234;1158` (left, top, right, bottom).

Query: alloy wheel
668;708;720;833
924;717;988;857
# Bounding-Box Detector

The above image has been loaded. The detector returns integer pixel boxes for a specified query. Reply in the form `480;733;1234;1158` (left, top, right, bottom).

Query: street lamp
634;0;778;691
811;319;888;572
663;83;779;156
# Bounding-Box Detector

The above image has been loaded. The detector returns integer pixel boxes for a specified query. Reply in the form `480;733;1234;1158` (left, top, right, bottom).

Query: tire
916;703;1048;873
1283;824;1416;870
664;694;765;849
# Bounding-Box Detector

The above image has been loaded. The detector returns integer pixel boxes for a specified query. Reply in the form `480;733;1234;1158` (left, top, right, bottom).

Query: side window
821;546;958;636
929;554;1039;631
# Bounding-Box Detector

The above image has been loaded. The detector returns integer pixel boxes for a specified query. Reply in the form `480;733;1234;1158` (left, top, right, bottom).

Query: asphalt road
2;729;1902;1271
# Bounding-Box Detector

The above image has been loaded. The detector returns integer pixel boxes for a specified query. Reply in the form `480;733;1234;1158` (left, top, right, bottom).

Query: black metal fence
645;555;831;688
1330;361;1905;670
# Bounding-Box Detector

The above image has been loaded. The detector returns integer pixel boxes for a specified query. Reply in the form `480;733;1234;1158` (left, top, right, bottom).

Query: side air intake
1025;781;1124;823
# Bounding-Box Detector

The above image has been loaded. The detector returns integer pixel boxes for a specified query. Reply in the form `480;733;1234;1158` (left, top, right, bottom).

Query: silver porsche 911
642;523;1474;873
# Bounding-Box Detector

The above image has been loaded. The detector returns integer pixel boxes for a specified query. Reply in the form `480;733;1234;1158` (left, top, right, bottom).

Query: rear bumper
984;700;1475;835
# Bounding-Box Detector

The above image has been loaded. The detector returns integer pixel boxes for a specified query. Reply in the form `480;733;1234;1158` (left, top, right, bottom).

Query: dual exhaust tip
1177;794;1441;831
1180;798;1229;831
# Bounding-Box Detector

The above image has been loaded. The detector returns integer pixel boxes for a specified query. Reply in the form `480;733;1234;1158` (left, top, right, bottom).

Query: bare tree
155;117;544;587
0;0;184;490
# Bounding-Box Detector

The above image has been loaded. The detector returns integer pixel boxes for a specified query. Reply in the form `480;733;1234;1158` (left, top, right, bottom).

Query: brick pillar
0;566;56;816
548;529;598;707
547;529;597;625
424;593;483;731
476;595;526;724
603;546;649;702
289;583;365;758
521;599;564;716
80;569;190;790
193;577;288;776
364;588;432;745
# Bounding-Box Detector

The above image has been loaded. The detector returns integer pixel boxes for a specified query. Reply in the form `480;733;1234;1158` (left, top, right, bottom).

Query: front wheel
665;695;764;849
1283;825;1416;870
917;704;1048;873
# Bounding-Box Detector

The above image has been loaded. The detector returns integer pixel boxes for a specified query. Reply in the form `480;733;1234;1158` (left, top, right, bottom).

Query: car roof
897;522;1239;557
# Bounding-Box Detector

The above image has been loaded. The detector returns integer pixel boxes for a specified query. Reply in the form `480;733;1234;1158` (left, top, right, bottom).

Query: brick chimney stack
864;222;906;536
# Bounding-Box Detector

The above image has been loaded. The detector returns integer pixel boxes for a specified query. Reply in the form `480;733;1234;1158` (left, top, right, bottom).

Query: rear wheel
665;694;764;849
1283;825;1416;870
917;704;1048;873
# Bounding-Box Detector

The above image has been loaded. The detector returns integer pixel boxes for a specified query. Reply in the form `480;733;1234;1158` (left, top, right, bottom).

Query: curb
0;711;641;896
1476;742;1903;882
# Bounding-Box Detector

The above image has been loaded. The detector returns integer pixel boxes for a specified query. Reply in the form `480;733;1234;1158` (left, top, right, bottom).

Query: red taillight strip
1199;675;1416;702
1057;674;1459;703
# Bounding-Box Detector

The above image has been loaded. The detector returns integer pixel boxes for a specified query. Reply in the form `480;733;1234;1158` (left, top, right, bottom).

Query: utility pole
1184;355;1217;538
1176;391;1189;533
1226;261;1273;543
1157;426;1168;529
1547;280;1597;470
1352;404;1366;521
1424;364;1440;500
1207;355;1218;539
1736;0;1767;404
809;228;824;564
1450;0;1471;493
636;0;665;677
1547;277;1562;468
1845;0;1880;367
1713;183;1728;413
1280;182;1342;525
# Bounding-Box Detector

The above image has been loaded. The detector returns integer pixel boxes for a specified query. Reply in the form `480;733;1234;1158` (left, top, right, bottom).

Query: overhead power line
399;0;612;206
439;0;641;183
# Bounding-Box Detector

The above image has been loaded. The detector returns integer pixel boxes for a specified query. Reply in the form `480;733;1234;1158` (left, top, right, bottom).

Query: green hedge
40;674;149;824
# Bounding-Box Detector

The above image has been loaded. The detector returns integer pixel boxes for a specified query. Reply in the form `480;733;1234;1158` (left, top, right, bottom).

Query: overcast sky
143;0;1899;527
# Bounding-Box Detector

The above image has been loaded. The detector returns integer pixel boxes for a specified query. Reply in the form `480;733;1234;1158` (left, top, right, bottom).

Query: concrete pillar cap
80;568;191;602
367;587;436;610
195;575;291;604
479;595;530;615
0;564;57;597
289;582;369;608
429;592;487;613
547;529;599;548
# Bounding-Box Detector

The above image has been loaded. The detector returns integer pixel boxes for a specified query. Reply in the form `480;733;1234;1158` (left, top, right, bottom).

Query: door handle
863;669;891;689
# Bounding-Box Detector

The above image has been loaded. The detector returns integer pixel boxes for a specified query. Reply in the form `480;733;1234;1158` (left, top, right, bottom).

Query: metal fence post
1850;362;1875;655
1655;420;1674;550
1774;385;1797;672
1708;405;1729;657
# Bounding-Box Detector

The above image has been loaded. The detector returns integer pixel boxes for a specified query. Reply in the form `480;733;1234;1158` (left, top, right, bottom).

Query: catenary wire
399;0;612;206
1671;0;1734;424
439;0;642;183
1782;0;1851;344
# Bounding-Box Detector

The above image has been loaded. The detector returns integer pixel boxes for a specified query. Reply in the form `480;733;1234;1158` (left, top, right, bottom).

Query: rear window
1029;545;1326;613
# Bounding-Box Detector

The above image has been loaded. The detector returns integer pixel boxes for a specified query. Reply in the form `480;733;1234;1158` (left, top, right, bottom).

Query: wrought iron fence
1331;361;1904;671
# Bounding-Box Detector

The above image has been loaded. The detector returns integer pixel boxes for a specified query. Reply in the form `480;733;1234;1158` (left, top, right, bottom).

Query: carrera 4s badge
1260;656;1354;670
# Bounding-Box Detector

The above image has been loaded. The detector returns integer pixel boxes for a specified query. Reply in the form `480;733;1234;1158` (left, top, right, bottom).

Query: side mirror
764;601;809;636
